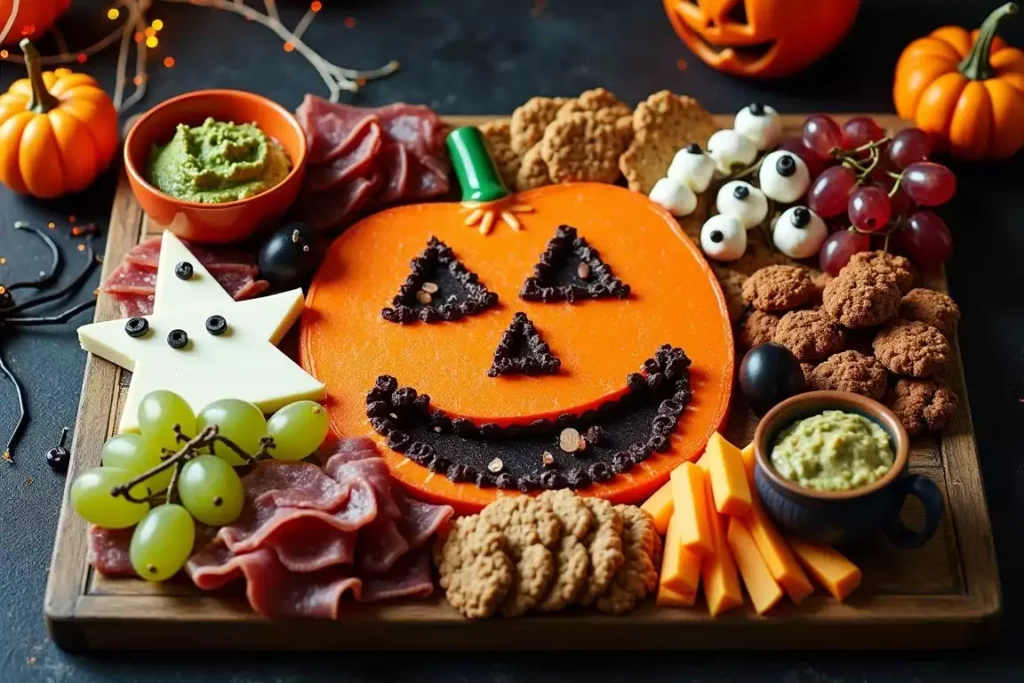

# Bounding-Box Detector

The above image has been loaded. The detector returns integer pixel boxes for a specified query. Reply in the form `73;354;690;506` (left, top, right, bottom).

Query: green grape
70;466;150;529
178;455;245;526
100;433;173;492
266;400;330;462
196;398;267;466
129;504;195;582
137;390;196;452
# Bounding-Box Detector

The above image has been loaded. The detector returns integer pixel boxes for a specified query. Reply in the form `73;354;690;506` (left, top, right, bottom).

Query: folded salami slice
303;121;383;193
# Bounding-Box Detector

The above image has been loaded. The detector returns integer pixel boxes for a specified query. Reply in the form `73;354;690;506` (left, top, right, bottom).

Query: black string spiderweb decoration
0;223;99;461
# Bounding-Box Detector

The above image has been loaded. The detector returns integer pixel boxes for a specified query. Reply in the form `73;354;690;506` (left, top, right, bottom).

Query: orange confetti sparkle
133;75;146;86
76;53;87;64
311;1;322;11
0;50;8;59
344;16;357;28
68;215;76;222
77;244;86;252
283;42;295;52
163;57;175;68
145;27;157;38
134;32;144;43
676;58;688;71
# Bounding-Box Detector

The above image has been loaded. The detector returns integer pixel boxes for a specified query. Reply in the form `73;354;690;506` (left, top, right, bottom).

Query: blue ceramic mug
753;391;943;549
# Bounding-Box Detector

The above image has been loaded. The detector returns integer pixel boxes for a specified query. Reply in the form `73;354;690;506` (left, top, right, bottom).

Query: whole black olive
258;221;320;291
739;342;805;415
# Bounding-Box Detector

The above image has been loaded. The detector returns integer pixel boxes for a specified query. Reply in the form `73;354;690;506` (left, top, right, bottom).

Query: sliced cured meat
300;173;381;232
244;460;350;510
264;522;357;573
395;491;453;550
359;517;410;573
189;547;434;618
372;142;409;206
304;121;382;193
87;525;135;577
101;236;269;317
404;151;450;200
372;103;446;162
298;95;380;165
326;452;401;520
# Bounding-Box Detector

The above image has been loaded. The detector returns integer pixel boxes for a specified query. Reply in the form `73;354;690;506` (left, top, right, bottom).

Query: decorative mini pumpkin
0;39;119;198
0;0;70;45
662;0;859;79
894;3;1024;160
301;128;734;512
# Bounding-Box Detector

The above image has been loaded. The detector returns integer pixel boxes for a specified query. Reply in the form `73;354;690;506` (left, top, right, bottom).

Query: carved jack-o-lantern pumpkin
301;128;734;512
663;0;860;79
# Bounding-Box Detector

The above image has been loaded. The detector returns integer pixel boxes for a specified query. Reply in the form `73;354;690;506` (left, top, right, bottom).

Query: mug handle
883;474;944;549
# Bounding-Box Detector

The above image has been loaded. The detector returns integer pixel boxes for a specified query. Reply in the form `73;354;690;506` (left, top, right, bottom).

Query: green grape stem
110;425;275;504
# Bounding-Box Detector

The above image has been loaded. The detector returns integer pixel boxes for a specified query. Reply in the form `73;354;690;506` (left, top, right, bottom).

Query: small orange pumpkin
0;39;119;198
894;3;1024;160
0;0;71;45
662;0;860;79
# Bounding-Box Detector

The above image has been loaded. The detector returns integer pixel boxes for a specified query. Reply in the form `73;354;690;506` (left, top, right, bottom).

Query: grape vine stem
111;424;275;503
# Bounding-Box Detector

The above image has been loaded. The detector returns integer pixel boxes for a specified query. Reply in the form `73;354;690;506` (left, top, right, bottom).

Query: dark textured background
1;1;1022;680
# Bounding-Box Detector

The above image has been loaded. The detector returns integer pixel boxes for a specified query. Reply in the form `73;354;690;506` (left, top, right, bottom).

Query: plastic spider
0;223;99;460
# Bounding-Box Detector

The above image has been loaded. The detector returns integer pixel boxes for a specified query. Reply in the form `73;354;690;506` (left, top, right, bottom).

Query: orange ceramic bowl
124;89;307;244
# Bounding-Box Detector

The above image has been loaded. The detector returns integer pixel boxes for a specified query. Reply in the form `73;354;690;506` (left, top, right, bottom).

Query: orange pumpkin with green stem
663;0;859;79
0;38;119;198
301;127;734;512
894;3;1024;160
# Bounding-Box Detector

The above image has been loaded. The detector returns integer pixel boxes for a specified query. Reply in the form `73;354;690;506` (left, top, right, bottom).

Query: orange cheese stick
727;517;784;615
746;503;815;604
740;443;756;481
641;480;673;536
659;512;702;596
656;582;697;608
701;476;743;617
702;432;753;517
788;537;862;601
670;462;714;557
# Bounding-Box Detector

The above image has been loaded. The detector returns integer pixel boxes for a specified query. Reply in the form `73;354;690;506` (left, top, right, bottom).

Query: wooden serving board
45;114;1001;650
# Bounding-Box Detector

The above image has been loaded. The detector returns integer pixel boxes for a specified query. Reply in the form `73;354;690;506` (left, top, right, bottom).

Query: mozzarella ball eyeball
667;142;716;193
734;102;783;151
758;149;811;204
649;176;698;217
701;214;748;262
772;206;827;259
716;180;768;229
707;129;758;174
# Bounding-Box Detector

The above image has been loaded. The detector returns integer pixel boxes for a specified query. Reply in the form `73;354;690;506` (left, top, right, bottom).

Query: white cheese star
78;231;325;433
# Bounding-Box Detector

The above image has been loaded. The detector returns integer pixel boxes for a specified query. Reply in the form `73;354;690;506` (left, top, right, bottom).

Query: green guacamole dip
770;410;895;492
146;117;291;203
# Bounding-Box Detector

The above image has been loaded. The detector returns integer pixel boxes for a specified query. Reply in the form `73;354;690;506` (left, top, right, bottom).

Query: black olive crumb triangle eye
488;312;561;377
381;237;498;324
520;225;631;303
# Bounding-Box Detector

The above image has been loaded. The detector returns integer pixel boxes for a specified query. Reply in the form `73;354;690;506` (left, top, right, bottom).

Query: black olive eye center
776;154;797;177
174;261;194;280
710;230;724;244
124;317;149;338
733;185;750;200
167;329;189;349
685;142;702;154
749;102;765;116
792;207;811;228
206;315;227;336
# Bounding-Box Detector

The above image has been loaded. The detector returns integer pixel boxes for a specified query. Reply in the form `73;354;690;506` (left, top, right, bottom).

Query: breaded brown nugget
738;310;780;350
742;265;815;312
774;309;846;361
872;319;951;377
886;378;959;436
510;96;569;156
822;267;900;328
847;251;915;293
899;288;960;338
809;350;888;400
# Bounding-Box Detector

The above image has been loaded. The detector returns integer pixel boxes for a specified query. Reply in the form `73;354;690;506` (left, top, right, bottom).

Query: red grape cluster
787;114;955;275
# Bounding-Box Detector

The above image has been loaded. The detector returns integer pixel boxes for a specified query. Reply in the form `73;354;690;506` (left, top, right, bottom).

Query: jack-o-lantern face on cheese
301;128;733;512
663;0;859;79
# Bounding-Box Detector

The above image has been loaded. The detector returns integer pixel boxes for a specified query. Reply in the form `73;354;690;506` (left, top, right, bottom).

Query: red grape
808;165;857;218
848;186;892;232
802;114;842;159
888;128;933;169
902;162;956;206
841;116;885;149
778;138;826;179
899;210;953;269
873;175;914;217
819;230;871;275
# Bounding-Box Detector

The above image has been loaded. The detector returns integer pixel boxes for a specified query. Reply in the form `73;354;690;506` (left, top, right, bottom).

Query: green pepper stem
446;127;510;203
20;39;59;114
958;3;1018;81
